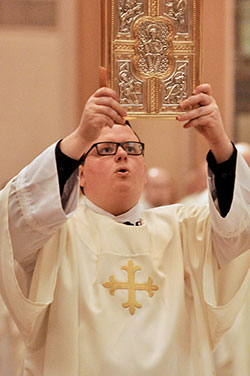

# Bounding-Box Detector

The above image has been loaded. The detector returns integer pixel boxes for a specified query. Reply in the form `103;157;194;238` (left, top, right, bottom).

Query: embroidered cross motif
103;260;159;315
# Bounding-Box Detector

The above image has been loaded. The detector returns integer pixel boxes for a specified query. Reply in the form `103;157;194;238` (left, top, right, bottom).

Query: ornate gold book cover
101;0;202;118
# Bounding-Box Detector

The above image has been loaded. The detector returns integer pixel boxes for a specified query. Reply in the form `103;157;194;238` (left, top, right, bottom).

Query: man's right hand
60;87;127;160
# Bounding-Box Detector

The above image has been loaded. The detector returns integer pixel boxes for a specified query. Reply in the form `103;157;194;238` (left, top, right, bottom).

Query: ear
79;165;86;188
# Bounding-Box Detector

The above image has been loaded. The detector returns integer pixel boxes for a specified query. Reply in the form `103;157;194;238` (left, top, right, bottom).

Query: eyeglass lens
96;142;143;155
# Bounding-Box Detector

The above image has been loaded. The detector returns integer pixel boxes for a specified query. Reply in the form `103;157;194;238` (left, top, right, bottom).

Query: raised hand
77;87;127;144
177;84;233;163
60;87;127;160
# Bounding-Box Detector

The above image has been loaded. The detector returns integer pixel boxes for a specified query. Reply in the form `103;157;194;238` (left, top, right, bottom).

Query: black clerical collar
123;220;142;226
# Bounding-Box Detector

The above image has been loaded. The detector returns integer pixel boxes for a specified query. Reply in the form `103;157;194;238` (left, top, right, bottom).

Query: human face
80;124;147;215
145;168;175;207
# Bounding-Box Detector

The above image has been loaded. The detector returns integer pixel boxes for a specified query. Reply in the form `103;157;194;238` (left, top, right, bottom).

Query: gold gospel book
101;0;202;118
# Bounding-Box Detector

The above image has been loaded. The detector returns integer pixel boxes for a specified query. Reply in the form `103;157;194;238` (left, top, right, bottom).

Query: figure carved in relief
119;0;143;33
136;21;170;76
144;25;164;73
164;62;188;104
118;63;142;104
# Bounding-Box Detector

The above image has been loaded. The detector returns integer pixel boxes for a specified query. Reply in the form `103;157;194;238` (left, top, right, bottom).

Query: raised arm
177;84;236;217
178;84;250;265
177;83;234;163
8;87;127;266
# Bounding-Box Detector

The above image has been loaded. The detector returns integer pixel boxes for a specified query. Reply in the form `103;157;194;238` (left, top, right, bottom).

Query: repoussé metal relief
101;0;202;118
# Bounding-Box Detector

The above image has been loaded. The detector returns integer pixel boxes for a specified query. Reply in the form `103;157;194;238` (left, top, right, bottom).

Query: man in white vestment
0;84;249;376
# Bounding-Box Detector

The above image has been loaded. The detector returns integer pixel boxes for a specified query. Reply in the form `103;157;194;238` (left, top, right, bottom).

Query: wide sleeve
181;152;250;348
0;143;80;339
208;151;250;266
8;142;80;268
1;179;74;344
0;183;59;337
204;152;250;345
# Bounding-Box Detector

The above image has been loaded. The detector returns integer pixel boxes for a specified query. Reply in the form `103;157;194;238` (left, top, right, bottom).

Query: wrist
60;130;89;161
210;138;234;164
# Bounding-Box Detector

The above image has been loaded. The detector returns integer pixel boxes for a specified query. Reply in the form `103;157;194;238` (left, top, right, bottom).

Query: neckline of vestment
83;196;142;225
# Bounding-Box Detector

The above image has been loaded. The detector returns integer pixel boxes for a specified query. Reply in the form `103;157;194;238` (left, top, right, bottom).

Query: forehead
94;124;139;143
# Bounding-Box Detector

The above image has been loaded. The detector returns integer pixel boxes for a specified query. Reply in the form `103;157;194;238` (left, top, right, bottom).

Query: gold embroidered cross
103;260;159;315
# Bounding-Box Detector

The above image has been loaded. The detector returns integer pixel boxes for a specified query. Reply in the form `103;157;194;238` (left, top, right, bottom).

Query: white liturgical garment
0;143;250;376
214;283;250;376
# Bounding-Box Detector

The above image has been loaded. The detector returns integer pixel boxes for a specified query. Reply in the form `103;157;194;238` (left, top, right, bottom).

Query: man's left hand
177;83;233;163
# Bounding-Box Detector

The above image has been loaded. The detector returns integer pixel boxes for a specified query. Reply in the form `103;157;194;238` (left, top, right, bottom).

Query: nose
114;145;128;161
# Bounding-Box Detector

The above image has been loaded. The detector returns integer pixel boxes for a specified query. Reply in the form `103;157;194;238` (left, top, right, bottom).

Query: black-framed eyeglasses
84;141;145;159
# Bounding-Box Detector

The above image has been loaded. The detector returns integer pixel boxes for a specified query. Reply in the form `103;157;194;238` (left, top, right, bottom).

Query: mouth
115;167;130;176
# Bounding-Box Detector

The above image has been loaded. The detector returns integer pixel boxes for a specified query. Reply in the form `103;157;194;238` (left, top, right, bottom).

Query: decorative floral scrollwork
102;0;201;117
163;62;188;104
118;0;144;33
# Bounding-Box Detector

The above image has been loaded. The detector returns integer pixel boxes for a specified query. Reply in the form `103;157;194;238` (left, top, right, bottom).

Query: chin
112;188;137;201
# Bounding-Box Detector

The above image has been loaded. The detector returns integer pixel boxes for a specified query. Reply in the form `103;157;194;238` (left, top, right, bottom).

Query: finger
94;96;127;118
94;104;126;125
192;83;212;96
180;92;212;110
182;115;210;129
94;87;120;103
177;103;213;122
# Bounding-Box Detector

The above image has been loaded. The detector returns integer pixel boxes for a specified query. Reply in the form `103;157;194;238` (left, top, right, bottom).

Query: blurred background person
179;161;208;205
180;142;250;207
140;166;177;209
